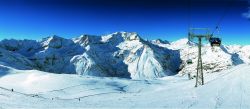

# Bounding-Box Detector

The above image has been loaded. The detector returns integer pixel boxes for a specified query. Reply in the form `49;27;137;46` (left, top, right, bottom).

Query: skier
188;73;191;80
11;88;14;92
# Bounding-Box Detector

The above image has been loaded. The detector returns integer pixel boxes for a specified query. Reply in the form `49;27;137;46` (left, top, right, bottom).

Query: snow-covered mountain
0;32;181;79
1;32;250;79
72;32;181;79
153;38;250;77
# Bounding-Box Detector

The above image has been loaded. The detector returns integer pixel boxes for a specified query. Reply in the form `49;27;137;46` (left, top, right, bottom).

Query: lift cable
187;0;192;30
187;0;191;61
211;0;234;36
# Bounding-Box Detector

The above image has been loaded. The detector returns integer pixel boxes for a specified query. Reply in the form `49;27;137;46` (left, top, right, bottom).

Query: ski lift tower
188;28;212;87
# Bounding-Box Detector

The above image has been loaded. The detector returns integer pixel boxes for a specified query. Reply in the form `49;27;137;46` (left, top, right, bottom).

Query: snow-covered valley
1;32;250;108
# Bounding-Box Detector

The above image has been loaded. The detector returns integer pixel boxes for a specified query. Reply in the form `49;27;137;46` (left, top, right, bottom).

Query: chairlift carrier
209;26;222;47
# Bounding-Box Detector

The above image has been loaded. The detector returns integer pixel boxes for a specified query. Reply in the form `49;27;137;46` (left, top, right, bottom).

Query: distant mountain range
0;32;249;79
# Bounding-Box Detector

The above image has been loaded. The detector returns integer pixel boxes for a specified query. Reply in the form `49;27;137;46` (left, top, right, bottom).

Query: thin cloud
243;7;250;19
242;0;250;19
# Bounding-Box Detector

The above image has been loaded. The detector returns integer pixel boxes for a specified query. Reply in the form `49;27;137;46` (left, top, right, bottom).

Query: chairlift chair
209;37;221;47
186;59;193;64
209;26;222;47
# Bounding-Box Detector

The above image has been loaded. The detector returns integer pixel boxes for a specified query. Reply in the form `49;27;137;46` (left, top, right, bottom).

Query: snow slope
0;64;250;108
0;48;34;70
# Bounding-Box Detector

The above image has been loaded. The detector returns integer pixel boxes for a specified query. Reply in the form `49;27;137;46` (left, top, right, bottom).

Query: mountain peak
102;31;142;44
43;35;63;40
151;39;170;45
170;38;197;49
41;35;75;49
73;34;101;46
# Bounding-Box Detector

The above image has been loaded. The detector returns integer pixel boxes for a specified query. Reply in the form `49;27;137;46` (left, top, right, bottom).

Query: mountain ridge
0;32;249;79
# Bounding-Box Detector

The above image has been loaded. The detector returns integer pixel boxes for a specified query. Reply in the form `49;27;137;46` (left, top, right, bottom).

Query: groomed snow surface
1;64;250;109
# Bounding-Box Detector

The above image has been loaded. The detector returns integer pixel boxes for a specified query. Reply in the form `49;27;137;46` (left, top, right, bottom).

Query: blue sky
0;0;249;45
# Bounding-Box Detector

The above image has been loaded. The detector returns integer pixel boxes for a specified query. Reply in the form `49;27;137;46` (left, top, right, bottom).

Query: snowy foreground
0;64;250;109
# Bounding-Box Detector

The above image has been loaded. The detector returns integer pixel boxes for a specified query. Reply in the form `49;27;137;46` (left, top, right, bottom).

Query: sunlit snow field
1;64;250;109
